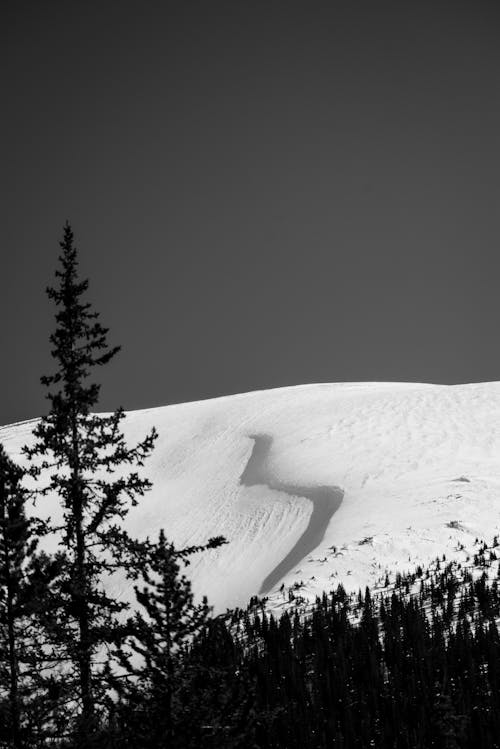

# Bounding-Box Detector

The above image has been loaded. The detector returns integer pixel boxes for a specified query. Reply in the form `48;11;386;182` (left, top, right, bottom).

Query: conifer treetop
42;220;120;412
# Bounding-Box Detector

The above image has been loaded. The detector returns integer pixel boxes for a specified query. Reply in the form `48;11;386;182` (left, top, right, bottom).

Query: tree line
225;555;500;748
1;224;500;748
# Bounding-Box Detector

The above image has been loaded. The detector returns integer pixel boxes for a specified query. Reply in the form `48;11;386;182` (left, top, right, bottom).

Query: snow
1;381;500;615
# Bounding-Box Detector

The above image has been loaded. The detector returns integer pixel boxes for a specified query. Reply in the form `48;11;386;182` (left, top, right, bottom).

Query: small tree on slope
24;223;157;746
109;530;230;748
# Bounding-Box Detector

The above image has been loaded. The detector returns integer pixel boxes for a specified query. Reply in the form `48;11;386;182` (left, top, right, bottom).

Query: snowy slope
1;382;500;614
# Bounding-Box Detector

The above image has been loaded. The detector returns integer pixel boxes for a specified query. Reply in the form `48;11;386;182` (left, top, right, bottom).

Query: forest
1;225;500;748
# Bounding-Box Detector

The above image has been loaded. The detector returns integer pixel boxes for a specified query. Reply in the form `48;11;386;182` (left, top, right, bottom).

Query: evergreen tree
24;223;157;746
110;530;227;747
0;444;60;748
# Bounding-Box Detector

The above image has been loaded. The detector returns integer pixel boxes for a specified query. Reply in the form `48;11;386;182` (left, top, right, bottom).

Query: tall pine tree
25;223;157;746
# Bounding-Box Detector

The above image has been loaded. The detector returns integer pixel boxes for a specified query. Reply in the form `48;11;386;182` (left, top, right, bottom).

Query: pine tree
0;444;61;748
24;223;157;746
111;530;227;748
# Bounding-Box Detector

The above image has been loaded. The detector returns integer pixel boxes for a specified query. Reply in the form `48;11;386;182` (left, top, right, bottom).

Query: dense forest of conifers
1;224;500;748
106;546;500;748
214;551;500;749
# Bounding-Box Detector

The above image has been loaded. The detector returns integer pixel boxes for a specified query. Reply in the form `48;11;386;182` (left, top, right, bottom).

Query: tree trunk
72;417;94;746
75;499;93;739
7;579;21;749
1;480;22;749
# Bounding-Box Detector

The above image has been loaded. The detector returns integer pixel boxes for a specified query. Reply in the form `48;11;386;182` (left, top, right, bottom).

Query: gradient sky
2;1;500;425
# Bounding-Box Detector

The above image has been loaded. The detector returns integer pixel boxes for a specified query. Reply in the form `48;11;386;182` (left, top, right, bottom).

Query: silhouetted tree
0;444;62;748
110;530;229;747
25;223;157;747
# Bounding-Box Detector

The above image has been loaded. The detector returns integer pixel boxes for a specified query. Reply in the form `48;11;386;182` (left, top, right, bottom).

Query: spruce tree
0;444;60;748
111;530;227;748
24;223;157;746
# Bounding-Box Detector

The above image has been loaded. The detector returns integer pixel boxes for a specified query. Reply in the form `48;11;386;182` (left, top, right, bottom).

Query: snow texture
1;382;500;614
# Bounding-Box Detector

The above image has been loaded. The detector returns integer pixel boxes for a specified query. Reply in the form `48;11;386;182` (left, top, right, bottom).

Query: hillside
1;381;499;614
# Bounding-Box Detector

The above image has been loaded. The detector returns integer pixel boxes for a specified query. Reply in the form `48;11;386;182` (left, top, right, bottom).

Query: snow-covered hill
1;382;500;614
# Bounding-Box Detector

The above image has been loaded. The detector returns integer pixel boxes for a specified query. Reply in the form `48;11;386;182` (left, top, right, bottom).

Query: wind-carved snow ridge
240;434;344;594
4;382;500;613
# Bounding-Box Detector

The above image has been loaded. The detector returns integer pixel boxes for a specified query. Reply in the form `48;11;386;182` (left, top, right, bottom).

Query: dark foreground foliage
5;534;500;749
228;570;500;749
98;545;500;749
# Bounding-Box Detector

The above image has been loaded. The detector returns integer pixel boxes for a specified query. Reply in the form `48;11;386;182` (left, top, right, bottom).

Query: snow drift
1;382;500;614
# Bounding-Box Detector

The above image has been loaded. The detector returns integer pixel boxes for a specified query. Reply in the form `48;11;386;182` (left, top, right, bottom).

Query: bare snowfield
1;382;500;614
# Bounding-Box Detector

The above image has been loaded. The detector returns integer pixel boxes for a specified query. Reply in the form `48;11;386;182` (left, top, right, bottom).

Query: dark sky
2;1;500;425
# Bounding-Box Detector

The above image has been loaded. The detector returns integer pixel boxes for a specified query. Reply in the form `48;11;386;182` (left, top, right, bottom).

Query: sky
2;1;500;425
